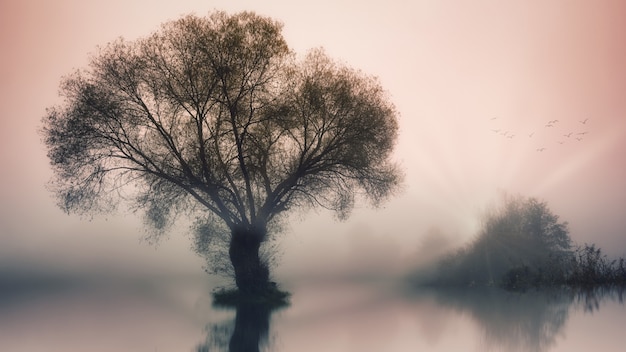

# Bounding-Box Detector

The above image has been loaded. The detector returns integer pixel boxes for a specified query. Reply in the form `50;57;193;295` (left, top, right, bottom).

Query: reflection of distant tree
195;302;285;352
427;287;625;352
432;288;569;352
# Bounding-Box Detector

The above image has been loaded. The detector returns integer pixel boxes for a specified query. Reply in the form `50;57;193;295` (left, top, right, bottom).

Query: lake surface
1;274;625;351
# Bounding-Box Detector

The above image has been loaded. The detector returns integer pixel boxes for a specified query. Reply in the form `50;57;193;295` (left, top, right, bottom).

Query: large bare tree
42;11;401;295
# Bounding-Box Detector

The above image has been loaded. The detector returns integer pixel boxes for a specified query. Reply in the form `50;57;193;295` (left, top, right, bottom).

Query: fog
3;3;626;351
2;0;626;284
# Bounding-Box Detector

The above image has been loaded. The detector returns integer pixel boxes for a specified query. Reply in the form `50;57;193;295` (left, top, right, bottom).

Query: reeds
567;243;626;287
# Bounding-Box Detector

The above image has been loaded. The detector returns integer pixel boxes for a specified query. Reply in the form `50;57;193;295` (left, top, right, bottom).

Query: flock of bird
489;116;590;152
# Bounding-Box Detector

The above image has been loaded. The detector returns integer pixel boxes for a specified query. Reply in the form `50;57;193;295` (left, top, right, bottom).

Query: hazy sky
1;0;625;278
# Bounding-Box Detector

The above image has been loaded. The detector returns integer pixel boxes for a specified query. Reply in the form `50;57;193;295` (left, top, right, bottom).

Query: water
1;275;625;351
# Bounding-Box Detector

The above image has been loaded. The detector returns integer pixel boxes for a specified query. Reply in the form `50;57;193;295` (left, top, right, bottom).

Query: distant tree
435;195;572;288
41;12;401;295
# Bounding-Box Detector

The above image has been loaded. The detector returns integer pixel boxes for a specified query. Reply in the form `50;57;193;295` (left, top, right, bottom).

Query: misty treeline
417;194;626;290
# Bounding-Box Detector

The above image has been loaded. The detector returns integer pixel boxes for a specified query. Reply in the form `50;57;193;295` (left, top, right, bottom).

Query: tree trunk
229;225;270;295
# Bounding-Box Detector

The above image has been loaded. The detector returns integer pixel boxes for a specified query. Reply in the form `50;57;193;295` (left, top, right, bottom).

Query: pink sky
1;0;625;276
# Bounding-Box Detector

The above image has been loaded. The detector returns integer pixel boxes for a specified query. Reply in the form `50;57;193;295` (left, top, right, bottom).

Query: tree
478;195;572;287
434;195;572;288
41;11;401;295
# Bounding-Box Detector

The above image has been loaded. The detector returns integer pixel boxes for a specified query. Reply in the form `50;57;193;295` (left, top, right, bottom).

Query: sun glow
531;125;622;196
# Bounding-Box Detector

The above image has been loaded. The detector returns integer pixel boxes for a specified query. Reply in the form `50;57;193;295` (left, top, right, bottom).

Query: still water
1;274;624;351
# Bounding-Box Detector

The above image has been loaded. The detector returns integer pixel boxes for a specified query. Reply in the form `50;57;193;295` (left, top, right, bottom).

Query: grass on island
212;285;291;308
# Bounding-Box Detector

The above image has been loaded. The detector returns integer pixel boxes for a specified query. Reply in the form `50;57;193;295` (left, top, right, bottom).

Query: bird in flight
491;129;501;133
537;147;546;152
490;117;498;121
545;124;554;127
528;132;535;137
548;119;559;124
563;132;573;138
580;118;589;124
576;137;583;141
577;131;589;135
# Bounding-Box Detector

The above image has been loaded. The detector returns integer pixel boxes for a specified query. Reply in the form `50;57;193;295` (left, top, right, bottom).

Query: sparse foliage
41;11;401;294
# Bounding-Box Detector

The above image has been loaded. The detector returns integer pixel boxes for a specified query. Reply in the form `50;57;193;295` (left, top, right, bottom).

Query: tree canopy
43;11;400;230
42;11;401;291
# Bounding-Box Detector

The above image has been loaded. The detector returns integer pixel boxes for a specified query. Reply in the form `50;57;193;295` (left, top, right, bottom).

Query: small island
413;194;626;291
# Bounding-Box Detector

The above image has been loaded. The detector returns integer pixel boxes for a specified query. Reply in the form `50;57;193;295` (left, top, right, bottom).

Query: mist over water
2;269;624;351
3;195;625;351
4;191;624;351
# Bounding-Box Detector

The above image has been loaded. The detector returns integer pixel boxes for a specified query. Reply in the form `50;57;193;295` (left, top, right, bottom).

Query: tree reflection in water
195;300;286;352
194;285;624;351
574;286;624;313
429;286;625;352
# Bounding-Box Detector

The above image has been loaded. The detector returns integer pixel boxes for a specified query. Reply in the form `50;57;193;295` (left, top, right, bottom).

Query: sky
1;0;625;279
